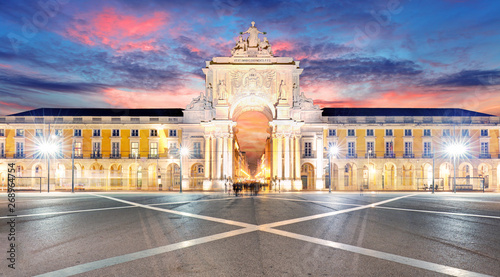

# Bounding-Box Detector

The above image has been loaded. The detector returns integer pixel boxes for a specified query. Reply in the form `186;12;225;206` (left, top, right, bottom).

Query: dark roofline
321;108;494;117
9;108;184;117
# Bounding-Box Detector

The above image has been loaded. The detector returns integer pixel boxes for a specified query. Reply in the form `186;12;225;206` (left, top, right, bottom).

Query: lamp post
179;146;189;193
328;145;339;193
446;142;466;193
38;138;57;193
367;149;372;190
71;140;75;193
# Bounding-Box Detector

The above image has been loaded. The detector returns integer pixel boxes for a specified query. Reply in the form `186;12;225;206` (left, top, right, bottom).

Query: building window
93;129;101;137
112;129;120;137
366;129;374;136
442;129;450;137
347;142;356;157
424;142;432;156
169;129;177;137
193;142;201;158
74;129;82;137
16;142;24;157
55;129;63;136
149;142;158;158
0;129;4;136
385;129;393;136
404;142;413;156
480;129;488;137
131;129;139;137
0;142;4;157
74;142;82;157
111;142;120;158
347;129;355;136
423;129;431;136
461;129;469;137
16;129;24;137
92;142;101;157
404;129;412;136
328;129;336;137
131;142;139;158
169;142;178;156
304;142;312;157
150;129;158;137
36;129;43;137
366;141;374;156
481;142;489;155
197;165;204;174
385;141;394;157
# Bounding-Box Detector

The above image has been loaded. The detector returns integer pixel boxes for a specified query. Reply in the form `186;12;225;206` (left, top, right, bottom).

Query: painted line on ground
93;194;255;228
261;194;415;228
0;205;137;220
34;227;257;277
262;228;492;277
258;196;365;207
375;206;500;220
36;193;491;277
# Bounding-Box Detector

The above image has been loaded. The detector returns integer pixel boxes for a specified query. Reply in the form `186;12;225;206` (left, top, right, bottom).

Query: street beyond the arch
2;191;500;276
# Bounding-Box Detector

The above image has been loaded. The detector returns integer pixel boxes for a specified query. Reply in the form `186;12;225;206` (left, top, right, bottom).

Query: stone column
295;136;300;178
227;134;233;179
315;134;324;190
216;135;223;180
204;135;211;179
277;135;283;179
222;134;228;179
272;135;278;179
284;135;290;179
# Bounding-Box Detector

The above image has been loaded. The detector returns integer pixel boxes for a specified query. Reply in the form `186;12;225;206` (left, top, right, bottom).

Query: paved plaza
1;191;500;276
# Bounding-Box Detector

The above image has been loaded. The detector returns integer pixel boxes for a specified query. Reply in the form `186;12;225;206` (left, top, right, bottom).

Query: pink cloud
102;88;199;109
0;101;34;116
65;7;168;52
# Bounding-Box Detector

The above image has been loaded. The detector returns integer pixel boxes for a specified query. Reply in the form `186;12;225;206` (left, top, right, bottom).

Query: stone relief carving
230;69;275;95
297;91;319;110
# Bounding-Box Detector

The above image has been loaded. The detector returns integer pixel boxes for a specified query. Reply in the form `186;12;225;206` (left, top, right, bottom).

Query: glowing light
445;142;467;157
329;145;339;156
240;169;250;178
180;146;190;156
38;141;58;155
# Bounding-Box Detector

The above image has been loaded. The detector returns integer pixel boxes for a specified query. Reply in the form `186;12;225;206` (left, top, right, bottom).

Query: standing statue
278;80;287;100
206;83;213;100
243;21;264;48
218;80;228;100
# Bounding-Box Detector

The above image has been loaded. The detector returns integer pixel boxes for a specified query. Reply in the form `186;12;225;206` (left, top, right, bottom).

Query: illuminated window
55;129;63;136
74;142;82;156
150;142;158;157
131;142;139;158
366;142;374;153
0;129;4;136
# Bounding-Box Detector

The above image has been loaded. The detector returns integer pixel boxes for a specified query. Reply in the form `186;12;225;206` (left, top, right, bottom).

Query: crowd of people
230;182;266;196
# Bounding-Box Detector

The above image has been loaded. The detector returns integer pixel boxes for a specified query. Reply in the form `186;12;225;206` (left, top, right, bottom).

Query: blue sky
0;0;499;115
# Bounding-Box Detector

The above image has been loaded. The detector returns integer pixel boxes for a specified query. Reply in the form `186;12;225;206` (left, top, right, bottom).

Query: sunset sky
1;0;499;117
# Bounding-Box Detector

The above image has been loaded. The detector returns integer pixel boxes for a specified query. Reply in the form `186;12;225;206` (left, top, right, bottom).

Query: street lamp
328;145;339;193
445;142;466;193
38;137;58;193
179;146;190;193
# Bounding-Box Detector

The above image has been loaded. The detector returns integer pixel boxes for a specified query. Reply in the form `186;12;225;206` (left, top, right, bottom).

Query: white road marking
376;206;500;220
258;196;365;207
34;227;258;277
20;193;495;277
262;228;492;277
94;194;255;228
261;194;415;228
0;205;137;220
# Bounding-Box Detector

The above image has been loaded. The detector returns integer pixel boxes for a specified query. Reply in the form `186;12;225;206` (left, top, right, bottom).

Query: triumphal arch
183;22;323;190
